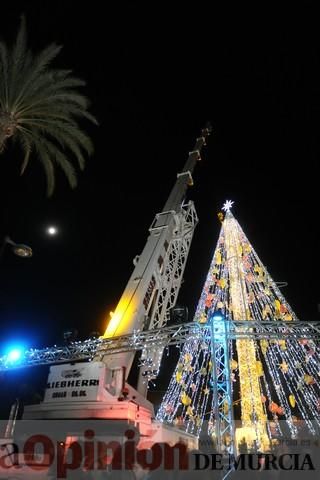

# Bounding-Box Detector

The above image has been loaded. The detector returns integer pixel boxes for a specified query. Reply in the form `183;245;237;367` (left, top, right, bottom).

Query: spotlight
212;313;224;321
170;305;189;324
63;329;78;344
6;348;24;364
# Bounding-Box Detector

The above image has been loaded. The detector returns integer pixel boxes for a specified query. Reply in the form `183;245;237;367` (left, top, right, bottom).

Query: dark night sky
0;4;319;411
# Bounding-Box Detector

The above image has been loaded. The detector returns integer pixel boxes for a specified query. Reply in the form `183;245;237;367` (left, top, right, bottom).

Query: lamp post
0;235;33;259
0;236;32;439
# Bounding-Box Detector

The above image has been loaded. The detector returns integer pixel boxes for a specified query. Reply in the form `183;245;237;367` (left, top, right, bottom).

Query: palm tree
0;16;97;195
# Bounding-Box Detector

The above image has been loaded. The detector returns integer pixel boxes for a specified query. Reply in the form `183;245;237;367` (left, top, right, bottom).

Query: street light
0;236;33;259
0;236;32;438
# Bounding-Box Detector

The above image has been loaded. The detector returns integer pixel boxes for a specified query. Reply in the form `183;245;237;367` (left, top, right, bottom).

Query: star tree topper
222;200;234;212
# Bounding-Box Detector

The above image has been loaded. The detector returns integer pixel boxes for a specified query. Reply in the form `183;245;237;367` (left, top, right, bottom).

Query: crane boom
103;123;211;337
98;123;212;394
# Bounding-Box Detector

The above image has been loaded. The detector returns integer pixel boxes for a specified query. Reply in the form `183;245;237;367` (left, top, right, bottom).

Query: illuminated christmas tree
157;201;320;452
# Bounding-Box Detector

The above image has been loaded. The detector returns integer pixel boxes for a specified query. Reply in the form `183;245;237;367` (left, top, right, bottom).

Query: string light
157;204;320;452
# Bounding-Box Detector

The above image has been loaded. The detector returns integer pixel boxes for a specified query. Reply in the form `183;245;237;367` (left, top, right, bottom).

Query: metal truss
0;323;200;371
0;338;103;371
230;320;320;339
148;201;198;330
211;319;320;457
1;320;320;372
210;316;234;454
138;202;198;383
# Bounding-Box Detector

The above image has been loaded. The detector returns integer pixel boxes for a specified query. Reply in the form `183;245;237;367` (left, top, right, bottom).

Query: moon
47;226;58;235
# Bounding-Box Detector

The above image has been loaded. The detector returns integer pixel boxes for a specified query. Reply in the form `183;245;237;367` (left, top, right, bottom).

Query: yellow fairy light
223;212;270;452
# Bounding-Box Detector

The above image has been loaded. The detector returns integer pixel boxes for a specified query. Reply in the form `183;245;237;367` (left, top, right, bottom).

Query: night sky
0;4;319;413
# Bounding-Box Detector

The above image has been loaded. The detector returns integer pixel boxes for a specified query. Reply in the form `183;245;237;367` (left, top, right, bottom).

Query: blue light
211;312;227;340
212;313;224;321
7;349;22;362
4;346;25;364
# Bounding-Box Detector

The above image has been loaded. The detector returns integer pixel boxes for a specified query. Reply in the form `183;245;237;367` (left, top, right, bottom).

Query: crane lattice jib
97;124;212;395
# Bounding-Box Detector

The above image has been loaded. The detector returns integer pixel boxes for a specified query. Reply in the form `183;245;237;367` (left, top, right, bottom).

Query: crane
102;127;213;397
99;122;212;398
15;123;212;441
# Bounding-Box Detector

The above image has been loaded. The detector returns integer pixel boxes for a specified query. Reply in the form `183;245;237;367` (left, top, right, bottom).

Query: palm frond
10;43;63;112
19;128;78;195
0;43;9;109
11;15;27;61
8;15;28;93
50;150;77;189
0;15;97;195
18;120;93;170
34;142;55;196
16;129;32;174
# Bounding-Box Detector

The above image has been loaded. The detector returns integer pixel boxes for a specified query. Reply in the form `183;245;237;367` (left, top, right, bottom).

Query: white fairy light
157;205;320;450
